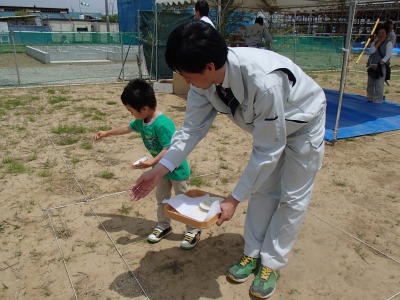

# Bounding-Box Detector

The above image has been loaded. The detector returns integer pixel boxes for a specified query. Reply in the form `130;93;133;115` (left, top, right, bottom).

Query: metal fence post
333;0;358;143
10;31;21;86
120;32;124;81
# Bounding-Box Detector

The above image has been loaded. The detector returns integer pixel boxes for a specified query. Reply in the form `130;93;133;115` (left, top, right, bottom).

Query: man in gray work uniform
130;21;326;299
245;16;273;49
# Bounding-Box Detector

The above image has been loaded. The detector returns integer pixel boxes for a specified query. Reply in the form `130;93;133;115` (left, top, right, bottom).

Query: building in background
0;5;118;33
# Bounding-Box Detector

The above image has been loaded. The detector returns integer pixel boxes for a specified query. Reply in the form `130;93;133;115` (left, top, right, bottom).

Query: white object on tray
199;197;224;211
163;194;222;222
133;155;148;166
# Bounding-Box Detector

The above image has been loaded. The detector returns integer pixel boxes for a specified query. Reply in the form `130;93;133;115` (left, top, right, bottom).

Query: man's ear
205;62;216;72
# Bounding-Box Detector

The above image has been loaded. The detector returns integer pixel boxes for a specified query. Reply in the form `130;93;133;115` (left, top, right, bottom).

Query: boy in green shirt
95;79;200;250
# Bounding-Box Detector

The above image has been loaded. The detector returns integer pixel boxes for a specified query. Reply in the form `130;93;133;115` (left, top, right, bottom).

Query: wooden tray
164;189;224;229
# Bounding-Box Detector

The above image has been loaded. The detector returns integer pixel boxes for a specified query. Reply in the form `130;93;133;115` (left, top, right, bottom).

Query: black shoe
147;226;172;243
180;229;201;250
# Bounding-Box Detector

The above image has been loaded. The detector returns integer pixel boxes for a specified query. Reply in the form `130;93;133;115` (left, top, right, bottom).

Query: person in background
384;20;397;47
194;0;215;28
383;20;396;85
245;16;272;50
130;21;326;299
366;24;393;103
95;79;201;250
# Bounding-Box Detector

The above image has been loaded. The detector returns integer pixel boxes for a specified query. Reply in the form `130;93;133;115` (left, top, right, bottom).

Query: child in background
95;79;201;250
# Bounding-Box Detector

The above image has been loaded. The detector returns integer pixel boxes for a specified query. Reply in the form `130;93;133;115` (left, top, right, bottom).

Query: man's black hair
195;0;209;17
120;79;156;111
255;17;264;26
165;21;228;73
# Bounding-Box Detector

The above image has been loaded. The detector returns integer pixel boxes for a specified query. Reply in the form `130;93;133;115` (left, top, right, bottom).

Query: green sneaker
250;265;279;299
226;255;259;283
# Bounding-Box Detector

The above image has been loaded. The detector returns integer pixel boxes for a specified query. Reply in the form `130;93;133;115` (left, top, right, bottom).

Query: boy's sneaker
147;226;172;243
226;254;259;283
180;229;201;250
250;264;279;299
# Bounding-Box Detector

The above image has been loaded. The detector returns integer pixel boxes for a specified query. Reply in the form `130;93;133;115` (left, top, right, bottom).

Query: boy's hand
132;160;152;169
95;131;107;141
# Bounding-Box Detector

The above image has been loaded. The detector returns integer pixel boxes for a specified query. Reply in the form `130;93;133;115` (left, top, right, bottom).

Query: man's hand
216;195;240;226
130;164;169;201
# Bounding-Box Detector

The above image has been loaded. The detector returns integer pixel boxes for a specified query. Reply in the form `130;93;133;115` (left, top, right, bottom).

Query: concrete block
153;80;173;94
173;72;190;95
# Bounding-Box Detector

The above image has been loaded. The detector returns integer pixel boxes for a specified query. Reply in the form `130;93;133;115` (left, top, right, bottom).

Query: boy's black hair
255;17;264;26
120;79;156;111
165;21;228;73
195;0;209;17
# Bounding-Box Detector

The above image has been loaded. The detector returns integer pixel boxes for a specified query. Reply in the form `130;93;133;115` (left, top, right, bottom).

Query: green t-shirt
129;113;190;181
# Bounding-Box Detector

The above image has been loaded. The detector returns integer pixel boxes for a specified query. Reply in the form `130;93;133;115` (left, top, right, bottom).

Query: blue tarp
324;89;400;142
118;0;154;33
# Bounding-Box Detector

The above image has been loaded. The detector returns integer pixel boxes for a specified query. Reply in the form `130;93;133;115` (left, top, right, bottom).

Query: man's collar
221;63;229;89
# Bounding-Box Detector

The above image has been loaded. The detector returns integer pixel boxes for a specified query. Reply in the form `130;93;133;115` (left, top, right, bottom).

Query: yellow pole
355;18;380;65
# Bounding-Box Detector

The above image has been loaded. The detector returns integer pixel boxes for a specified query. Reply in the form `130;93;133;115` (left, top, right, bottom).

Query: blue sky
1;0;117;14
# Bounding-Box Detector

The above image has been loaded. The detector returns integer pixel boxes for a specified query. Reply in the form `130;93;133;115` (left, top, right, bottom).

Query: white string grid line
44;172;223;212
44;209;78;300
44;189;131;211
386;291;400;300
45;134;150;300
309;210;400;266
44;133;400;299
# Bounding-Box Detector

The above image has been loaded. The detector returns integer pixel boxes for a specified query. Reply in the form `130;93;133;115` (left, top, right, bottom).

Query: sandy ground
1;61;400;300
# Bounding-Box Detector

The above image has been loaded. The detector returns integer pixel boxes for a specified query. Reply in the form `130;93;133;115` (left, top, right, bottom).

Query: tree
109;14;118;22
258;0;280;34
259;0;279;15
101;14;118;22
209;0;254;39
15;10;28;16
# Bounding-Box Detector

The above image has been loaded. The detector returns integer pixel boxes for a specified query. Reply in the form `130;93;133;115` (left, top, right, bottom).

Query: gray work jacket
162;48;326;201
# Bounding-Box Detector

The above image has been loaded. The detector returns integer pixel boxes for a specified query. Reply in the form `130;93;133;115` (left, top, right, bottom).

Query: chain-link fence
0;31;142;87
139;10;194;80
0;25;344;87
273;35;344;71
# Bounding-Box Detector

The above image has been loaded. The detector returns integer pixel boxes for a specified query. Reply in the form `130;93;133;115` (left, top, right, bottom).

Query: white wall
91;22;119;33
45;20;118;33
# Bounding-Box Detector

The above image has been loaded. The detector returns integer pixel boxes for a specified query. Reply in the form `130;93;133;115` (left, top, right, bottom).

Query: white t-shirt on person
200;16;215;28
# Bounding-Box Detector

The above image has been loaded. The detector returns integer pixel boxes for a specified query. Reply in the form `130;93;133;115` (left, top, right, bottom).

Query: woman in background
366;24;393;103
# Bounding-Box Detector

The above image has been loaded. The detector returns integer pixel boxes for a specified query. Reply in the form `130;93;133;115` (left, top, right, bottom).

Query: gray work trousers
244;108;326;270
